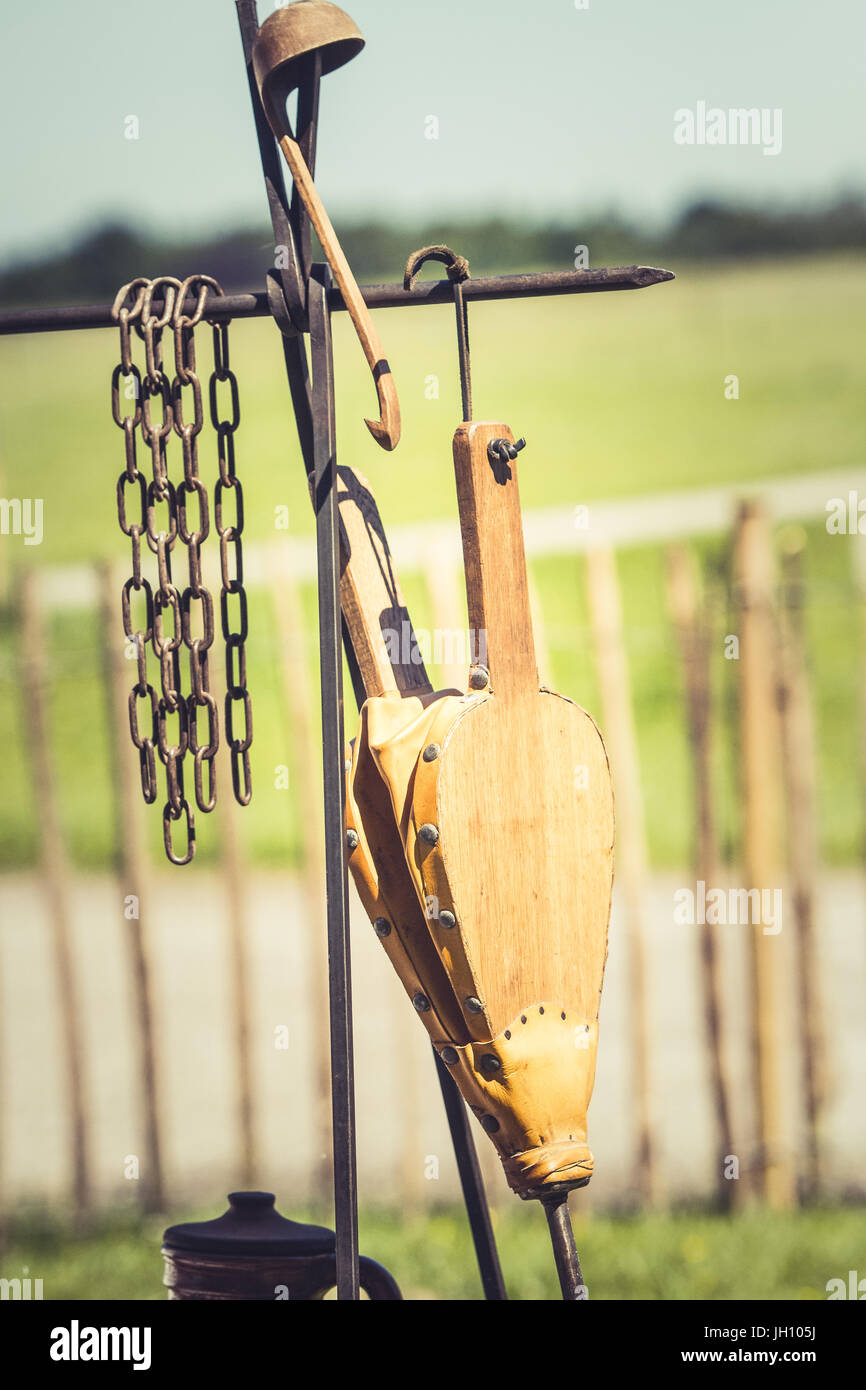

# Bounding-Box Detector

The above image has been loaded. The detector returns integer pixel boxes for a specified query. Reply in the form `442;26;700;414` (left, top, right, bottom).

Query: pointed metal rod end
633;265;676;287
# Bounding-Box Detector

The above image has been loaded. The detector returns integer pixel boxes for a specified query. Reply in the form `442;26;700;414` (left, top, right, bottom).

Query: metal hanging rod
0;265;673;337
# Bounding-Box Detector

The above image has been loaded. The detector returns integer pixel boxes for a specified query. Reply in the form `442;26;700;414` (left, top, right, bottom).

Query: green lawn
3;1202;863;1301
0;255;863;869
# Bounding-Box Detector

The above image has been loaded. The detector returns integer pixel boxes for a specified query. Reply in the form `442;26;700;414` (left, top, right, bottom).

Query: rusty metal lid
162;1192;336;1257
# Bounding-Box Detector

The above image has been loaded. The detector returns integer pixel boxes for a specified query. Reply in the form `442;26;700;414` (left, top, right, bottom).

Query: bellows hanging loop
403;244;472;421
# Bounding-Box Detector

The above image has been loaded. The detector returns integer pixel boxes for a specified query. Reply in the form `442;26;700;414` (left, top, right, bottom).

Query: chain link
210;316;252;805
110;275;253;863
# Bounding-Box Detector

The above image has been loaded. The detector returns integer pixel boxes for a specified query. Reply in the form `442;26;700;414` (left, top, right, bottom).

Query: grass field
0;254;864;870
4;1201;863;1301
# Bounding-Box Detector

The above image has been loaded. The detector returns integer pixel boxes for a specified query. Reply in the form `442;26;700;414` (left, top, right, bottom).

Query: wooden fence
0;480;863;1221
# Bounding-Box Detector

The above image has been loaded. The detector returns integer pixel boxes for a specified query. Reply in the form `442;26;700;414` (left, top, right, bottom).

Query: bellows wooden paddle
345;419;615;1198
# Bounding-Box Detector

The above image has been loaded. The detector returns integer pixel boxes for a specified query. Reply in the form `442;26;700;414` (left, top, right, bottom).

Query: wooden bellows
345;423;615;1198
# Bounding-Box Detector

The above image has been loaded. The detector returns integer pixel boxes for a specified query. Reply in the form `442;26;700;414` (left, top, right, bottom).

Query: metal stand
235;0;504;1301
235;0;670;1302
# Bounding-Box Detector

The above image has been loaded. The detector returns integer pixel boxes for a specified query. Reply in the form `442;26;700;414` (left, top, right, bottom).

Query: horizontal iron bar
0;266;674;336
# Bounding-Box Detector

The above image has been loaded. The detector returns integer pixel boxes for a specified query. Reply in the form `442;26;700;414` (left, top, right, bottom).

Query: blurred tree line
2;195;864;308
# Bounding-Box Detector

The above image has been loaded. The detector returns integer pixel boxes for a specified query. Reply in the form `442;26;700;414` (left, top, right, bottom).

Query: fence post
97;563;165;1212
0;459;8;607
732;501;795;1209
585;546;660;1207
853;530;866;891
217;791;258;1189
527;571;554;692
268;547;332;1204
777;528;826;1199
18;568;90;1223
666;543;736;1208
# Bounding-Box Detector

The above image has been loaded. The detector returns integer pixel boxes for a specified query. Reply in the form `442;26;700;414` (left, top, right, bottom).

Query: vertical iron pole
433;1049;507;1299
309;265;360;1299
541;1194;586;1300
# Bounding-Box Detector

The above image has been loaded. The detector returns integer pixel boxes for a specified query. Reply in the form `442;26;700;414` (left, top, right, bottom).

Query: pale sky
0;0;863;264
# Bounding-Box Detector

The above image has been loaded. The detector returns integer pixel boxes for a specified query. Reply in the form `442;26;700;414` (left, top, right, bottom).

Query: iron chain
110;276;253;864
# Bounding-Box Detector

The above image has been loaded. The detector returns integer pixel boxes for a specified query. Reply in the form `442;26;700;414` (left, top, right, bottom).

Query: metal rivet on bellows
418;823;439;846
373;917;391;937
438;909;456;929
468;665;489;691
422;743;440;762
413;992;431;1012
346;829;359;852
480;1054;502;1078
481;1115;500;1134
465;996;484;1014
441;1046;458;1065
